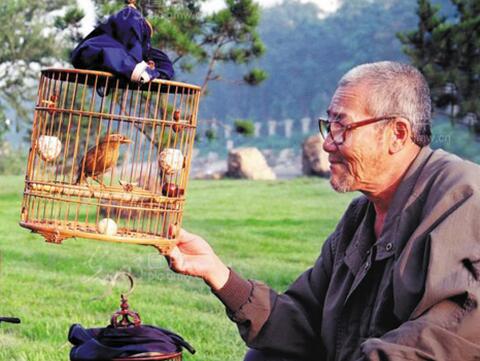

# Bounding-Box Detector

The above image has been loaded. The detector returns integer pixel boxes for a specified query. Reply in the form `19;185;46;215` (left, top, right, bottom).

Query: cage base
19;221;176;254
113;352;182;360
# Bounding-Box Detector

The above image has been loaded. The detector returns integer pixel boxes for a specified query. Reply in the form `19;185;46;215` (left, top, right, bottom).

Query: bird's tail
75;170;83;185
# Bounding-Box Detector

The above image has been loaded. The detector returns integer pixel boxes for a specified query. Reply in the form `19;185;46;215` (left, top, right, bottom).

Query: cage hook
116;271;136;296
90;271;136;301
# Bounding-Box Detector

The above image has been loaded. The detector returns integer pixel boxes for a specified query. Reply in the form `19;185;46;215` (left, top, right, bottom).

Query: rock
277;148;295;165
195;171;225;180
191;156;227;180
227;147;276;180
273;157;302;179
261;148;275;166
192;167;226;180
302;134;330;177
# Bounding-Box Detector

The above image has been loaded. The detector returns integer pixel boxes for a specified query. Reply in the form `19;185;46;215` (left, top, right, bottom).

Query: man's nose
322;134;337;153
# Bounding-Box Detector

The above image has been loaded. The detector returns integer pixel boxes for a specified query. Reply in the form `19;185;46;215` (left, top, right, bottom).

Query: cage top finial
125;0;137;8
110;294;142;328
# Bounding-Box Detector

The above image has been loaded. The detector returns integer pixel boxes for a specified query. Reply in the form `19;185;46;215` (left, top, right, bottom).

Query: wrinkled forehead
327;84;370;121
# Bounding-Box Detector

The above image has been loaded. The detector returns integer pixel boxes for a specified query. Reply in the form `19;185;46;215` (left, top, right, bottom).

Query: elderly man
167;61;480;360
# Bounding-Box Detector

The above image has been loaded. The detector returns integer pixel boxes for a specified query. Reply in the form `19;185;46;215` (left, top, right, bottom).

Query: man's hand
166;229;230;291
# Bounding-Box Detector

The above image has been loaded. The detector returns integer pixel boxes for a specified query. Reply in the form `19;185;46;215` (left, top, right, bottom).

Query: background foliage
1;0;479;167
399;0;480;134
0;0;81;132
93;0;267;94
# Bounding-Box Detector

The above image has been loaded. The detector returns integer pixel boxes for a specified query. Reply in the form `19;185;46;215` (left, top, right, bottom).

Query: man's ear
389;118;411;154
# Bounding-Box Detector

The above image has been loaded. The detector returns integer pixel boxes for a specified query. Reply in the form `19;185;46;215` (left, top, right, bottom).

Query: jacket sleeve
147;48;175;80
359;163;480;361
70;7;150;79
214;231;337;359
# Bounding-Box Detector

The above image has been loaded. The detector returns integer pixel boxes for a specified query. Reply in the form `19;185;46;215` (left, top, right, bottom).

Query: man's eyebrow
326;110;347;119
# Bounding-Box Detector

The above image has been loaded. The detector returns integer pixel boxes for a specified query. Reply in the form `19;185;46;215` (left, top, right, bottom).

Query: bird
75;133;132;187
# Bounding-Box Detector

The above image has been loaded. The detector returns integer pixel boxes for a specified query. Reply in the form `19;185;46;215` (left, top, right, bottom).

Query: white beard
330;171;355;193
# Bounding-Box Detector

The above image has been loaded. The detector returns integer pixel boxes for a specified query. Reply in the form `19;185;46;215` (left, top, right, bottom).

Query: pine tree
94;0;267;95
398;0;480;134
0;0;83;138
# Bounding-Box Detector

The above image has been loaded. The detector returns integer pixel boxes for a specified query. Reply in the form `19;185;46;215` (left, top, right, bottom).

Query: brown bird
75;133;132;187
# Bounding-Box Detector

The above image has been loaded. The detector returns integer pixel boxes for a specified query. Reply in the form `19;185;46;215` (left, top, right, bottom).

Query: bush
234;119;255;137
0;143;27;175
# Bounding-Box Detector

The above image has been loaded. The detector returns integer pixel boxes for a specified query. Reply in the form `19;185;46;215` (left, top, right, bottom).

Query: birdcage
20;68;200;254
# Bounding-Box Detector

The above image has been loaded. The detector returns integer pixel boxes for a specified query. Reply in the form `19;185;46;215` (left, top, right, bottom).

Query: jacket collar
380;146;434;238
344;146;434;273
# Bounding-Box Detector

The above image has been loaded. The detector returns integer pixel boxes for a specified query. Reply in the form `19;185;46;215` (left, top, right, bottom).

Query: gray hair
338;61;432;146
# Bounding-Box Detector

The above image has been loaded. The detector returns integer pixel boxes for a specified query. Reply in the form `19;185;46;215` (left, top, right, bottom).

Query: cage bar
20;69;201;254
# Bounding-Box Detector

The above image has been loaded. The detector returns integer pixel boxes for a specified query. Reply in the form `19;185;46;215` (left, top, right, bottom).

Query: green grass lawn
0;176;354;361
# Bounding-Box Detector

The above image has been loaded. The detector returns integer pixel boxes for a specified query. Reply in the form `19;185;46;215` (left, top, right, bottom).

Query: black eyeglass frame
317;115;401;144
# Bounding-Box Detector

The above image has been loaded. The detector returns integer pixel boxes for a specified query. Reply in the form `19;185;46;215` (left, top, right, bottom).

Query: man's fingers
165;246;184;273
177;228;197;241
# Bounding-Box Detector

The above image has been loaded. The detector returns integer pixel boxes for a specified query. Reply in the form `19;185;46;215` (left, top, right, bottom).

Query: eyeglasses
318;115;399;145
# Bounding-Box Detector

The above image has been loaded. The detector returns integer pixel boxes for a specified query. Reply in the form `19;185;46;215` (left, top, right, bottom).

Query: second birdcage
20;68;200;254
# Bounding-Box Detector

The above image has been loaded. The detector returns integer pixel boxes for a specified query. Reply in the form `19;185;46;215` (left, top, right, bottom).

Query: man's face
323;84;390;193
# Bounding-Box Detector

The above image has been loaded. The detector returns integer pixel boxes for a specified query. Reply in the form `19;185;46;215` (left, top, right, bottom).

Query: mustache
329;156;344;163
